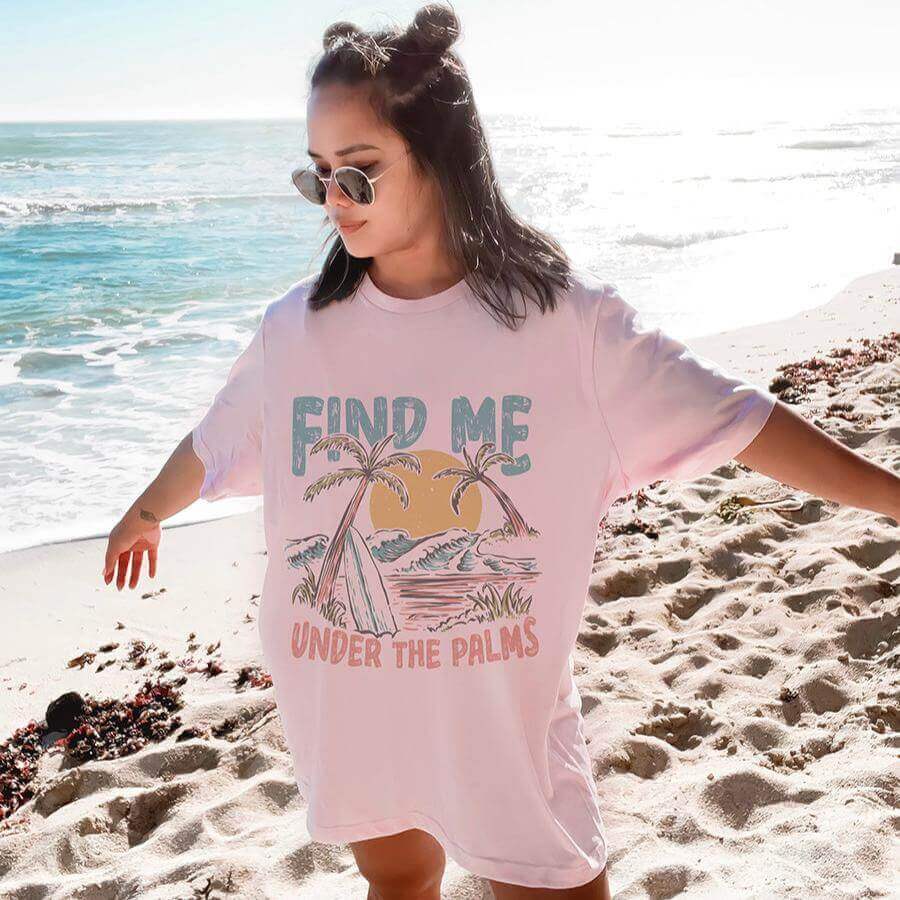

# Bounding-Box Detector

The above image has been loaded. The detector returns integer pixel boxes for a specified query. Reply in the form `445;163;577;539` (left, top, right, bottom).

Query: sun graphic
369;449;482;538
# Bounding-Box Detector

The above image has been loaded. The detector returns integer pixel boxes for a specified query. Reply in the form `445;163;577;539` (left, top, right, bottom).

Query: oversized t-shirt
190;267;776;890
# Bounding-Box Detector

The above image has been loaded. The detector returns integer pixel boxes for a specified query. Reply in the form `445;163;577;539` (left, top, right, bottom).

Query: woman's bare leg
489;865;611;900
349;827;446;899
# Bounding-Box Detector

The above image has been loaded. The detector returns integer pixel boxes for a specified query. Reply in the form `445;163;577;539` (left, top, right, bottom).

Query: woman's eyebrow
307;143;381;159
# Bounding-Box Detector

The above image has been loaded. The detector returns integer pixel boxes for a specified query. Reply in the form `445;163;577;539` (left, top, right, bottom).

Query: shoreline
688;264;899;385
2;264;897;560
0;500;264;556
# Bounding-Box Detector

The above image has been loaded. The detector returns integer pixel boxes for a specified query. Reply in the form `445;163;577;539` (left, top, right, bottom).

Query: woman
102;4;900;898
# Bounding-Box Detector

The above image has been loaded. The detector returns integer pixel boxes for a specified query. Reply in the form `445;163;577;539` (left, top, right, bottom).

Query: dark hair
304;2;573;329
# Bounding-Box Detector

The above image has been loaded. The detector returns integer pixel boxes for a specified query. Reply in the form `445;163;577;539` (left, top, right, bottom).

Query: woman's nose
325;175;350;207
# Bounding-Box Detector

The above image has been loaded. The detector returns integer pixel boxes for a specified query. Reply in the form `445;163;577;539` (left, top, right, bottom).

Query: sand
1;267;897;899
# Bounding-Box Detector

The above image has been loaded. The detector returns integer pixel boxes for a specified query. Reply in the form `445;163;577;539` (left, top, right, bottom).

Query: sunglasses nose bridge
321;170;355;206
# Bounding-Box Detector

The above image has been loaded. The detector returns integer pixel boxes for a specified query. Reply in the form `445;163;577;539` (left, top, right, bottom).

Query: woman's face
305;82;439;257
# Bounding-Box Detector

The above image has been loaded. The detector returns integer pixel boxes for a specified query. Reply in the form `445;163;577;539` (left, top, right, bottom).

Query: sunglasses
291;148;410;206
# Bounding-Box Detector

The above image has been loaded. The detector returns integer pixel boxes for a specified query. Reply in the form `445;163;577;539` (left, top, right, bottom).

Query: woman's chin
343;242;371;257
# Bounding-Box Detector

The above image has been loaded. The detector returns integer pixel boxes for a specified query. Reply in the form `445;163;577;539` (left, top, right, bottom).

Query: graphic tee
191;267;776;889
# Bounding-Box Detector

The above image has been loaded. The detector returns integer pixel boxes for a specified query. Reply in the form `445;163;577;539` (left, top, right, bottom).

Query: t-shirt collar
357;270;470;314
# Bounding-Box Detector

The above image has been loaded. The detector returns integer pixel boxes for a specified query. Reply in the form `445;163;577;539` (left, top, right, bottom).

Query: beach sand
1;267;897;898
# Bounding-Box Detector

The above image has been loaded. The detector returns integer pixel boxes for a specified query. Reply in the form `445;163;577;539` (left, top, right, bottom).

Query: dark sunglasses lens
335;169;374;204
293;169;326;204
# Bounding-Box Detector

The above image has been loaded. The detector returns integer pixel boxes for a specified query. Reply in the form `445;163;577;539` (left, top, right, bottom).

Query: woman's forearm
736;400;900;520
123;431;207;525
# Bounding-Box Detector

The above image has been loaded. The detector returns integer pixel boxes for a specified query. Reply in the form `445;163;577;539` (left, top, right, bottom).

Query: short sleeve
191;319;265;502
592;284;776;499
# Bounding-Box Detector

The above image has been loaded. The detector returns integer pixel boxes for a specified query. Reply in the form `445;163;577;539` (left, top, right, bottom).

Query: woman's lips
338;221;366;234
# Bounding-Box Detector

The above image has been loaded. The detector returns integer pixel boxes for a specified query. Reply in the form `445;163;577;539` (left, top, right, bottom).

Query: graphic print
282;429;542;646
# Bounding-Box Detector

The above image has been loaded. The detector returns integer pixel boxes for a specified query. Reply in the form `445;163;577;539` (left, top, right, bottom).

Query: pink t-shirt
191;267;776;889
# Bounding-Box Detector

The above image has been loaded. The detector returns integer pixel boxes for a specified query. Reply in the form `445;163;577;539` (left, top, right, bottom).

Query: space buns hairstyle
324;4;459;54
306;3;572;329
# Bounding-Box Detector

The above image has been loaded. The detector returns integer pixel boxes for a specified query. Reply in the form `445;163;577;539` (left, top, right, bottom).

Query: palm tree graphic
432;441;536;538
304;431;420;615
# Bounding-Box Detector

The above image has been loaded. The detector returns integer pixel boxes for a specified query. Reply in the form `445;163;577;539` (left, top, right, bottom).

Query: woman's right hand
102;512;161;591
101;431;207;590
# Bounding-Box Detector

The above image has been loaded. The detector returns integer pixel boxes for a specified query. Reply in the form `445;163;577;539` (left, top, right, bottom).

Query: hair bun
322;21;364;51
408;3;460;54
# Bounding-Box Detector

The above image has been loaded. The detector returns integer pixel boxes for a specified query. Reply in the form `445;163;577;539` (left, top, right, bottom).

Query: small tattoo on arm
139;508;160;523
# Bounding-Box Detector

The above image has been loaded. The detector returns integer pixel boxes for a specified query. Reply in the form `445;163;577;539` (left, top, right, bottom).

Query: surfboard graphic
341;524;399;637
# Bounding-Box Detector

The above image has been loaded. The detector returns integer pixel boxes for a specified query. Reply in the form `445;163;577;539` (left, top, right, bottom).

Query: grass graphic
291;565;346;628
426;582;533;631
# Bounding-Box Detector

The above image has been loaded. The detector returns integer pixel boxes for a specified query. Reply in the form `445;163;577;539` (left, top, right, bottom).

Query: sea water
1;110;898;551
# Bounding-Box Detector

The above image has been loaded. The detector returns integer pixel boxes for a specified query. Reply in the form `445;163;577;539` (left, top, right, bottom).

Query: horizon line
0;111;526;125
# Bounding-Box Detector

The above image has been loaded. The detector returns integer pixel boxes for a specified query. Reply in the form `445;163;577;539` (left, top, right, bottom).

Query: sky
1;0;899;125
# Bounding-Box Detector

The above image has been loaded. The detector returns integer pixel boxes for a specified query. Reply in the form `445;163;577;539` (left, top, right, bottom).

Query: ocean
1;110;898;552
